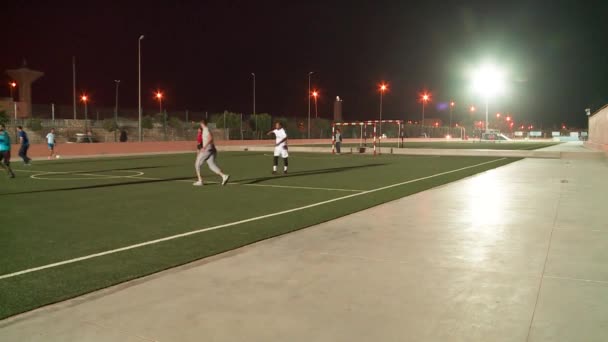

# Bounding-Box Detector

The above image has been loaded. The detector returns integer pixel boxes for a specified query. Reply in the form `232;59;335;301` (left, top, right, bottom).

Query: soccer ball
56;155;61;159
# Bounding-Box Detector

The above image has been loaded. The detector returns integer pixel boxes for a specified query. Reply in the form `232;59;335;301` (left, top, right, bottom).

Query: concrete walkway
1;143;607;341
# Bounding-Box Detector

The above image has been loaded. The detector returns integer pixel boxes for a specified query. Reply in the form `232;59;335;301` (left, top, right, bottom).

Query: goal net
332;120;403;154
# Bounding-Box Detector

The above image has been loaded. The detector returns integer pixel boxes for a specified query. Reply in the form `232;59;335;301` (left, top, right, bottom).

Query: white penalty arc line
15;169;144;180
0;158;507;281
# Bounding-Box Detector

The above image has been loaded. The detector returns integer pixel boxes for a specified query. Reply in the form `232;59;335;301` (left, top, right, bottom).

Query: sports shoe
193;181;203;186
283;170;288;174
48;156;51;160
272;171;277;175
9;172;15;178
221;174;230;186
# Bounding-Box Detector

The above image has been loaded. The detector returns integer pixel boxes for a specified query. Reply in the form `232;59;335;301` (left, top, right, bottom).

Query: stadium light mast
471;63;506;133
379;83;388;138
312;90;319;118
251;73;256;137
9;81;16;99
449;101;455;127
155;91;163;114
114;80;120;142
81;94;89;131
138;34;144;142
308;71;314;139
420;93;430;130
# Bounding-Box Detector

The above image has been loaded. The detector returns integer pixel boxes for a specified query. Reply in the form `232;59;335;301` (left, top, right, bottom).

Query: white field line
0;158;507;281
238;183;363;192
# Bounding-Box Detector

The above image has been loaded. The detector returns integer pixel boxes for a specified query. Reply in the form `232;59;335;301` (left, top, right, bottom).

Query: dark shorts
48;143;55;150
0;151;10;164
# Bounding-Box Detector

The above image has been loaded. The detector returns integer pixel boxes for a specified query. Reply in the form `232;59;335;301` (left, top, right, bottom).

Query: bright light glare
471;63;506;98
10;82;16;87
81;95;88;102
312;91;318;97
380;84;387;91
155;92;163;99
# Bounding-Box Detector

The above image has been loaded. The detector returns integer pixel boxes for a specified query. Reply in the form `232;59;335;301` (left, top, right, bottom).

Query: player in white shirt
267;121;288;174
46;128;56;160
194;119;230;186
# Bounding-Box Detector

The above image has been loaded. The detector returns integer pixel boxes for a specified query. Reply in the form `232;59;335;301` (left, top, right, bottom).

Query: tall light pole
379;84;387;138
251;72;256;138
471;63;506;133
156;91;163;114
9;82;16;99
138;35;144;142
81;94;89;131
312;90;319;118
308;71;314;139
114;80;121;142
72;56;77;119
449;101;455;127
421;93;430;130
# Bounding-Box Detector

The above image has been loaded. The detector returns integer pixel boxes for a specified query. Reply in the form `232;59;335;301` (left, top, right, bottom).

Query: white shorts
274;145;288;158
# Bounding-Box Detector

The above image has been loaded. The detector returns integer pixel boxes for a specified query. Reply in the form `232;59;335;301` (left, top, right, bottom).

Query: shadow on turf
1;164;387;196
41;156;163;165
53;165;169;174
0;176;197;196
239;163;387;185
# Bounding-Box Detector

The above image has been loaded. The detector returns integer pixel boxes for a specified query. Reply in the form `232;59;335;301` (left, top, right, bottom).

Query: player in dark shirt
17;126;31;165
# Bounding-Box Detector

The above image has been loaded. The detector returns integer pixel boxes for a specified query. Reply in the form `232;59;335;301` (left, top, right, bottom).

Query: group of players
190;119;290;186
1;120;289;184
0;124;34;178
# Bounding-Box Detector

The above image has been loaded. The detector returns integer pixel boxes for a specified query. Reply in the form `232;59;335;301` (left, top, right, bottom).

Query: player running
196;126;203;151
267;121;288;174
194;119;230;186
46;128;56;159
17;126;31;165
0;124;16;178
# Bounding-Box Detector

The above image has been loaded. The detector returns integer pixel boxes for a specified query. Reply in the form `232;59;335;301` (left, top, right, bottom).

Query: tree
212;110;241;129
27;118;43;131
141;115;154;129
0;110;8;126
313;118;331;138
249;113;272;137
102;118;118;132
168;117;184;129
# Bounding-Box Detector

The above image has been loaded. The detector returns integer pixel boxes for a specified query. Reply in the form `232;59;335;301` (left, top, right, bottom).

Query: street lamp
471;63;506;133
9;82;16;99
81;94;89;131
251;72;256;137
138;34;144;142
420;93;430;129
114;80;120;142
449;101;455;127
155;91;163;114
308;71;314;139
379;83;388;137
312;90;319;118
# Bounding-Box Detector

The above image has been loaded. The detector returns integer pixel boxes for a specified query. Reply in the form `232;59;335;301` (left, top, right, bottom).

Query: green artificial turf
298;141;559;150
0;152;518;319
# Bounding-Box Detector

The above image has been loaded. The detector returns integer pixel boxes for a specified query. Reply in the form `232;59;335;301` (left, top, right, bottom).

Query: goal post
332;120;404;155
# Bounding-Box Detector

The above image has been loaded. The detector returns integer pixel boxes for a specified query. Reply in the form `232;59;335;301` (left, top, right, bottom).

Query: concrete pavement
1;142;607;341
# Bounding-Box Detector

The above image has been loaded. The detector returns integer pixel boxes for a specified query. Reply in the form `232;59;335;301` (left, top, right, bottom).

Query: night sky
4;1;608;128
